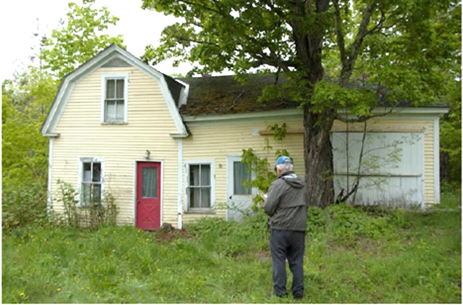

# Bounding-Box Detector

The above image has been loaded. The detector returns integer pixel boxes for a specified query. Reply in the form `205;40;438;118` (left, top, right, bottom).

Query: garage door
331;132;424;207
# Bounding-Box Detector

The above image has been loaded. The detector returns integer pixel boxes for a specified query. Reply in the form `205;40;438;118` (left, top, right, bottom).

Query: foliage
52;180;119;228
2;199;461;303
432;183;461;210
40;0;125;78
440;80;461;183
2;69;57;229
2;188;48;229
241;138;291;209
142;0;461;205
2;0;124;228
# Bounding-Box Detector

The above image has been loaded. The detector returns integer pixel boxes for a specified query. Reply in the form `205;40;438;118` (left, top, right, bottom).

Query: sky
0;0;193;82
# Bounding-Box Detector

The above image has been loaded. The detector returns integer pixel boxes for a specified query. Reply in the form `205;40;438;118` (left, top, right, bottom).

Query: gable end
102;57;132;68
41;44;188;137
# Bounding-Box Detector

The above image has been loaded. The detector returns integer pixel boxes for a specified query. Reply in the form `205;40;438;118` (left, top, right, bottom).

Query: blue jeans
270;229;305;297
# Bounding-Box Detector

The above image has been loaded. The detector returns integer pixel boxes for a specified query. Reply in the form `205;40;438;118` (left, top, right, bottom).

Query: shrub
307;206;329;233
186;211;270;257
326;203;392;243
2;187;48;229
52;180;119;228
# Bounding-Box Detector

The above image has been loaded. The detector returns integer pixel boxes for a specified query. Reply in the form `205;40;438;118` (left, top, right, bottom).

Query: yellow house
41;44;449;230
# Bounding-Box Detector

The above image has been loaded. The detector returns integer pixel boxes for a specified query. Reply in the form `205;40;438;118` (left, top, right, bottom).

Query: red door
136;162;161;230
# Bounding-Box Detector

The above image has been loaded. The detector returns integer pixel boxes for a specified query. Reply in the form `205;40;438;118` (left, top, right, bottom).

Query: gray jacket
263;172;309;231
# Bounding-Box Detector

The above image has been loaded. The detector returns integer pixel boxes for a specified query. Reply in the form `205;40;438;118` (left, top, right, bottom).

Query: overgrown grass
3;193;461;303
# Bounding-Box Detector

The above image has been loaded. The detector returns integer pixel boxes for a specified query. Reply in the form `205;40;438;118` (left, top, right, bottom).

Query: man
263;156;309;299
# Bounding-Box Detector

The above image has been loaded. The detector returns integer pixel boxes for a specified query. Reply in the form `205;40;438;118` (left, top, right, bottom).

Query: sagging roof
177;74;448;116
178;74;300;116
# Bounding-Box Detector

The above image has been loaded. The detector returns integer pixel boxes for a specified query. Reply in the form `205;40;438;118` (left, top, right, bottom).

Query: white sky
0;0;194;82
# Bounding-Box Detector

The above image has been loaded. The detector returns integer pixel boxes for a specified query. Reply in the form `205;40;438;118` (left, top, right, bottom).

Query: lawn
2;191;461;303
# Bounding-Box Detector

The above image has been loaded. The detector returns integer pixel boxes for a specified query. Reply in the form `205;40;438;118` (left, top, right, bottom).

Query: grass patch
3;194;461;303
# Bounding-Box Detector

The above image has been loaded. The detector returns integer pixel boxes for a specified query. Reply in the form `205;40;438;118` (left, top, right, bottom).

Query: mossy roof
177;74;299;116
177;74;448;116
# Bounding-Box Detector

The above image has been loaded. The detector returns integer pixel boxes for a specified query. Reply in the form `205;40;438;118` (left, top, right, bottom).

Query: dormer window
101;74;128;124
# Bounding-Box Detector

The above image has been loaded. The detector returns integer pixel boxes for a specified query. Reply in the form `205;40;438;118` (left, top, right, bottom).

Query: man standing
263;156;309;299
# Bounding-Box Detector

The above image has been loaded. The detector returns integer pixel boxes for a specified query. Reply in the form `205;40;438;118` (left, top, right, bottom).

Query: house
41;44;449;230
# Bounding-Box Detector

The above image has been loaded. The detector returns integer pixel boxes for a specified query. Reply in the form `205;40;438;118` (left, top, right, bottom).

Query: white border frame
101;73;129;124
133;159;164;229
184;159;216;212
77;157;105;208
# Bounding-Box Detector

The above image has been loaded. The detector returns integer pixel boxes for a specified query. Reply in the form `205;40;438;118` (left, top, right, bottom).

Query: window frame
184;159;215;213
101;73;129;124
77;157;105;208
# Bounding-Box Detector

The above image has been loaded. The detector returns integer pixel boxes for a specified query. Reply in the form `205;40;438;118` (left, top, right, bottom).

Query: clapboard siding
51;65;439;229
183;116;437;220
51;66;180;226
182;120;305;223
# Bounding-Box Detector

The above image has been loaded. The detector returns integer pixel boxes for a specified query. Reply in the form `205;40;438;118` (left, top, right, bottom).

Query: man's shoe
293;294;303;299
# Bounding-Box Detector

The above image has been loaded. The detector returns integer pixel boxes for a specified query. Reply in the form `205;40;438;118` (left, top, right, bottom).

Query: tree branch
178;0;223;15
366;7;386;35
174;35;221;48
332;0;347;67
340;3;377;86
335;108;394;123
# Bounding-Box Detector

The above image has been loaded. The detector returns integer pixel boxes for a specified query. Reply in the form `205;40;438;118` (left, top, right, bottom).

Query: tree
141;0;461;206
40;0;124;78
440;79;461;183
2;68;57;227
2;0;124;227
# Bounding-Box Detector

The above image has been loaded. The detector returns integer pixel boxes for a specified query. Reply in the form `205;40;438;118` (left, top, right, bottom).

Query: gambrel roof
41;44;189;138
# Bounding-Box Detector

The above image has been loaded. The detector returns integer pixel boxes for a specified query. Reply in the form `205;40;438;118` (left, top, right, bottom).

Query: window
186;160;215;211
142;167;158;198
79;158;104;207
233;161;252;195
102;74;128;123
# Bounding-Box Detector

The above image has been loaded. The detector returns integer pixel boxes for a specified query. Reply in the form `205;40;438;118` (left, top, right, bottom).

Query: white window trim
184;159;216;212
77;157;105;207
101;73;129;124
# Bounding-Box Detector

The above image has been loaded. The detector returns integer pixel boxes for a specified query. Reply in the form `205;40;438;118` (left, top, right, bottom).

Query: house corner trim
47;138;54;219
433;117;441;203
177;139;183;229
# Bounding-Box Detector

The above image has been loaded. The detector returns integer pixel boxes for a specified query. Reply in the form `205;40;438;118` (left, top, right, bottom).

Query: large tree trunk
303;109;335;207
292;0;334;207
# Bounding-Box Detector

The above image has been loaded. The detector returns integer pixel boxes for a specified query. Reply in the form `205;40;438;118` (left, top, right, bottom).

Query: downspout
47;137;54;219
177;138;183;229
433;117;441;204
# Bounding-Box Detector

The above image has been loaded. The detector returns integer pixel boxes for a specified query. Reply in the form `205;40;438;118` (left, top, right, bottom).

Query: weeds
3;193;461;303
51;180;119;228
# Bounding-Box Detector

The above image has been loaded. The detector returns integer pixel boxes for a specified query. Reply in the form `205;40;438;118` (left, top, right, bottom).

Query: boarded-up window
188;164;211;209
104;79;125;123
